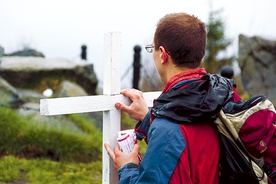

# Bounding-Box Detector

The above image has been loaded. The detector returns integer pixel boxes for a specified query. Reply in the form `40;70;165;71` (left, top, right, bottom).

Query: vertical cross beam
102;32;121;184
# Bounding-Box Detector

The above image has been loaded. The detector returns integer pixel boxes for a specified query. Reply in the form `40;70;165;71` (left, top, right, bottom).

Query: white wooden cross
40;32;161;184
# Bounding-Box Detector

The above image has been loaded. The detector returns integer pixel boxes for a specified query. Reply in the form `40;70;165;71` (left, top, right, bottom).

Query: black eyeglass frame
145;44;171;56
145;44;158;53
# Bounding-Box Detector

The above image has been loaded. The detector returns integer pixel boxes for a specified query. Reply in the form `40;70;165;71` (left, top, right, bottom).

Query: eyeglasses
145;44;157;53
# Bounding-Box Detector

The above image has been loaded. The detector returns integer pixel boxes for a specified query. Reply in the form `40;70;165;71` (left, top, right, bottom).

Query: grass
0;106;103;183
0;156;102;184
0;106;147;183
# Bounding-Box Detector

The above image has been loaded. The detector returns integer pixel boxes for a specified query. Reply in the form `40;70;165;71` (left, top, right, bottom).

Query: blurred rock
17;89;46;103
19;102;40;116
0;76;22;108
56;80;88;97
239;34;276;105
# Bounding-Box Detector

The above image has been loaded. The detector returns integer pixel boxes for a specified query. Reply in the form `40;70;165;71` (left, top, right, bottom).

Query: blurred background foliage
202;9;234;74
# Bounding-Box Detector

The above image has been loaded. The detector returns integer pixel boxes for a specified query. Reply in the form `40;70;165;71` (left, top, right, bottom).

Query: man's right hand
104;143;140;172
115;89;149;121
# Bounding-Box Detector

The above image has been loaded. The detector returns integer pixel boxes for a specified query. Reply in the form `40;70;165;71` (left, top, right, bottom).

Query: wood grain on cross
40;32;161;184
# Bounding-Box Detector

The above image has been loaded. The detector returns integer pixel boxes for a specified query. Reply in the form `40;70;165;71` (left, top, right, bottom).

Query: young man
105;12;241;183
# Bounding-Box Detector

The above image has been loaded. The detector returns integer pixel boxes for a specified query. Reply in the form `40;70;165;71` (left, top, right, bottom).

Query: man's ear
160;46;168;64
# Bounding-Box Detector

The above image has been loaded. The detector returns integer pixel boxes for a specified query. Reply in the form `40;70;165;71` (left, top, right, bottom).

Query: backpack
214;94;276;184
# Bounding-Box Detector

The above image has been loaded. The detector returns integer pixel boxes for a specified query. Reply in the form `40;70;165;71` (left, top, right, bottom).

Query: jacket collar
162;68;207;93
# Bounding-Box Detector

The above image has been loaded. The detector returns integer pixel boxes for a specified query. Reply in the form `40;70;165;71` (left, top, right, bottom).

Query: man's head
153;12;206;69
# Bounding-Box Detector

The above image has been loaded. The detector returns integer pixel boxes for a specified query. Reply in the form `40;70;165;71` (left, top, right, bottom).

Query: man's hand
115;89;148;121
104;143;140;172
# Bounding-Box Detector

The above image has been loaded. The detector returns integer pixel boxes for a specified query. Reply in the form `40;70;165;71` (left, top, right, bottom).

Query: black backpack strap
263;160;276;183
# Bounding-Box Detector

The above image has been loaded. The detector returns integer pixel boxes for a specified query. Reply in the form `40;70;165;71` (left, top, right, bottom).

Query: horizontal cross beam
40;91;161;116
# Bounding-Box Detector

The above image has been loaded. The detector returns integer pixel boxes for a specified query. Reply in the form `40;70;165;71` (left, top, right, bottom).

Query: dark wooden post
220;65;234;79
133;45;141;89
81;45;87;60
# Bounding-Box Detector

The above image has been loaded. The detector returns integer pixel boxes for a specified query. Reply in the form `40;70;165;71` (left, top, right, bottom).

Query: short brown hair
154;13;206;68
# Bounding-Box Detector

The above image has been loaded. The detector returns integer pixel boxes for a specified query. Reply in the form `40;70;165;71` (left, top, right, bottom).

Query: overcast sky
1;0;276;88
